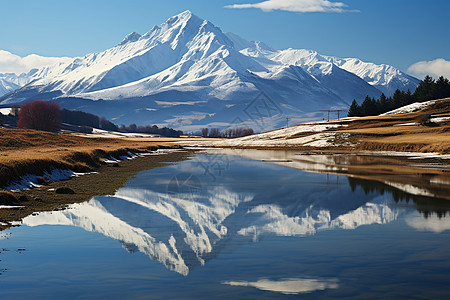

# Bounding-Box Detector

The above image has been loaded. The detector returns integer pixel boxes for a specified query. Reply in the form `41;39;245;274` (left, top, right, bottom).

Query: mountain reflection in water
22;151;450;276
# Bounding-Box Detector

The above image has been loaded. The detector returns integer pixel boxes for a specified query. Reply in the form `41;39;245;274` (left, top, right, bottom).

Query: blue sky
1;0;449;77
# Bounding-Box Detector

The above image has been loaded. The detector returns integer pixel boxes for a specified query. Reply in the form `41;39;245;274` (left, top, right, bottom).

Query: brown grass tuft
0;191;18;205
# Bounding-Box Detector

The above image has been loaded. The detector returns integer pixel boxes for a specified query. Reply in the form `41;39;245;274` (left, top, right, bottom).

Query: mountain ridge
0;10;420;130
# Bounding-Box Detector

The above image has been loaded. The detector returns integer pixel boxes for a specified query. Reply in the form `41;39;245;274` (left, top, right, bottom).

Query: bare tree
17;101;62;132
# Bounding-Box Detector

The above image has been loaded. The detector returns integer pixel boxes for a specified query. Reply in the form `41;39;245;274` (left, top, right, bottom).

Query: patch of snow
104;157;121;163
5;168;95;191
379;100;436;116
431;116;450;122
430;178;450;185
0;205;24;209
0;108;11;115
86;129;160;139
393;122;417;127
185;123;353;148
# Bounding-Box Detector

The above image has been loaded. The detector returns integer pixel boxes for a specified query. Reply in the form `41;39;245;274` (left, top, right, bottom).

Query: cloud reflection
222;277;339;294
406;212;450;233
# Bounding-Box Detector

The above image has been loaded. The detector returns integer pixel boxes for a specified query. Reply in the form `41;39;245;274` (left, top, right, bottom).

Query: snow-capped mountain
0;71;36;97
0;11;419;130
269;49;419;96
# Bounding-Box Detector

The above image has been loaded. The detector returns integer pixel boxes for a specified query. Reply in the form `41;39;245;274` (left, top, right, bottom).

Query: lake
1;150;450;299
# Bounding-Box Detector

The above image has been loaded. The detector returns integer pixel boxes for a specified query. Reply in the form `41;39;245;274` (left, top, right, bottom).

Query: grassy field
0;129;201;188
340;99;450;153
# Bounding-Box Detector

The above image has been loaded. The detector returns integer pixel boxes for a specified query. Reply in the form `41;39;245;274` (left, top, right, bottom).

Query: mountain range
0;11;420;131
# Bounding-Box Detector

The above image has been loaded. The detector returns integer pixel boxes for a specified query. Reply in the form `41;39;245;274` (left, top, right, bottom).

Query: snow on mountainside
0;71;37;96
269;49;420;96
0;10;420;130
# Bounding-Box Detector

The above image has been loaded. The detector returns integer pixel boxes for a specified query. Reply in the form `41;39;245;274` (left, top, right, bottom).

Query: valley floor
1;98;450;230
180;98;450;154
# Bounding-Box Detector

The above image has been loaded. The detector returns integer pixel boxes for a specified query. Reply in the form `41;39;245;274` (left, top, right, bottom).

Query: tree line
348;75;450;117
119;124;183;137
201;127;254;138
11;100;183;137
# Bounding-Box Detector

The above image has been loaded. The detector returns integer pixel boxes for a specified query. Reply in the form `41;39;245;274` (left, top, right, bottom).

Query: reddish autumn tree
17;100;62;132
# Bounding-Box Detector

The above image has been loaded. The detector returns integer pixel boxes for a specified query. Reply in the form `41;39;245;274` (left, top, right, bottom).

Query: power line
320;109;343;121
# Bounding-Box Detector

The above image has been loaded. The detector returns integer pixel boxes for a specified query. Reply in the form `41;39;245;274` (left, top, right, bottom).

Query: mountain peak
119;32;142;46
177;10;194;18
168;10;200;24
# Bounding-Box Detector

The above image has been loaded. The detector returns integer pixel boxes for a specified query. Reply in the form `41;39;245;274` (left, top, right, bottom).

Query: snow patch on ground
379;100;436;116
0;205;24;209
431;116;450;122
0;108;11;115
4;150;181;191
392;116;450;127
5;169;94;191
185;122;353;148
86;128;161;138
393;122;417;127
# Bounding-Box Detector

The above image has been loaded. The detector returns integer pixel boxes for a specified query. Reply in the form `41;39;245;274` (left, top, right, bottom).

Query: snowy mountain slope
0;10;420;130
0;71;37;97
269;48;420;96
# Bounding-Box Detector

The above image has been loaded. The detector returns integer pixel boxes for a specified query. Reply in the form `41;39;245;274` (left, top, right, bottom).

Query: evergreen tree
379;93;387;111
348;75;450;117
406;89;413;105
361;95;377;116
413;75;435;101
393;89;403;109
348;99;361;117
435;76;450;99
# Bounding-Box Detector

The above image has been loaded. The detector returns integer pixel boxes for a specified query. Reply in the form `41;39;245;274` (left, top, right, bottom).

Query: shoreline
0;149;194;231
2;146;450;232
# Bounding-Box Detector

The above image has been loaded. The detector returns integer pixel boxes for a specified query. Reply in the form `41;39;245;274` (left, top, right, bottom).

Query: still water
1;150;450;299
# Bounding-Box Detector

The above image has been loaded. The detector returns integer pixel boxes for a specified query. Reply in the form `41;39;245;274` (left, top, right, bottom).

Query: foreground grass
0;128;183;188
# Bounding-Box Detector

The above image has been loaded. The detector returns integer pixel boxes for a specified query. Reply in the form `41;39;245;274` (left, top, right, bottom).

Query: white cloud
407;58;450;79
225;0;356;13
0;50;71;74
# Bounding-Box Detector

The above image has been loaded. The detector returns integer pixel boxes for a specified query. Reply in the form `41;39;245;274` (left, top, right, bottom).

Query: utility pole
320;109;343;122
286;116;290;128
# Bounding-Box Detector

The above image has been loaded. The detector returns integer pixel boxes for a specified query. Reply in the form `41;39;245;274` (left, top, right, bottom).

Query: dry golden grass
0;128;181;187
332;98;450;154
0;150;193;231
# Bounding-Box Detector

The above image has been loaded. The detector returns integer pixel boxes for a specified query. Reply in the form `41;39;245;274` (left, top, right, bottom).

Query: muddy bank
0;149;194;231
